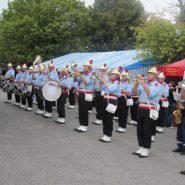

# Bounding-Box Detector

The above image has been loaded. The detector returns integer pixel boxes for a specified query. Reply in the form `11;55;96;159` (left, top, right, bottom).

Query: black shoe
173;148;182;153
180;170;185;175
75;116;79;119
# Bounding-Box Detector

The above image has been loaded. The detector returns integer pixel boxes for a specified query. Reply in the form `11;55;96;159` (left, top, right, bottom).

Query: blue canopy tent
43;50;154;77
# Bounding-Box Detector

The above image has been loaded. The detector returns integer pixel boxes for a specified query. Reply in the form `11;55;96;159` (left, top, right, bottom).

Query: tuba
33;55;43;67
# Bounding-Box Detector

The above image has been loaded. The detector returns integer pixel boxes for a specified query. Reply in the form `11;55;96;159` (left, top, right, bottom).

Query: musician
99;68;121;142
132;67;160;157
74;60;94;133
165;81;176;128
92;64;109;125
129;76;140;126
156;72;169;133
43;61;59;118
19;64;28;109
24;66;35;111
56;67;74;124
13;65;22;106
34;65;46;115
116;69;132;133
4;63;15;103
150;75;163;142
68;62;77;109
173;89;185;155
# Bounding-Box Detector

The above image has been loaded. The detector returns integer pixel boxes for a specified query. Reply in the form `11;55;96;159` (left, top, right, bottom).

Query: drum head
26;84;32;92
42;81;61;101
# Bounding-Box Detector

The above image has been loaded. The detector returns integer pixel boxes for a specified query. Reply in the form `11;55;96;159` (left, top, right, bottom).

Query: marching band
2;59;185;159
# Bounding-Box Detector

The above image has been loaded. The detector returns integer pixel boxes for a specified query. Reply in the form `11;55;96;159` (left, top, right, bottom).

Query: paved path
0;91;184;185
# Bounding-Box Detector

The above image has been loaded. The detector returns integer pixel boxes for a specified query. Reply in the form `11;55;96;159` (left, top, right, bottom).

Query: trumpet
129;76;148;83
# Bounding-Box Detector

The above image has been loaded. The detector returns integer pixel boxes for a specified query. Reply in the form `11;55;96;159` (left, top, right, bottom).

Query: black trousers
137;108;153;149
21;90;33;107
89;98;94;110
15;94;20;103
157;101;165;127
118;96;129;129
57;93;68;118
45;100;53;113
52;101;56;107
69;88;76;106
165;102;176;127
114;108;118;117
27;89;34;108
35;89;44;110
7;92;12;100
95;91;103;120
177;117;185;149
21;97;26;105
151;120;157;136
78;92;89;126
130;97;139;121
102;98;117;137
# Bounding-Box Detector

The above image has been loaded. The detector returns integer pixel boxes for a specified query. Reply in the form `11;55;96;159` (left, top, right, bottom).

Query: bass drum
42;80;61;101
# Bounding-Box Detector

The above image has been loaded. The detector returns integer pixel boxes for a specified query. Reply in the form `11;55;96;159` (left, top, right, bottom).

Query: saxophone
173;100;184;126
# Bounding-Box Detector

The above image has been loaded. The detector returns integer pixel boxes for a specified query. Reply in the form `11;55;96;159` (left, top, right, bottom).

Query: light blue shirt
102;80;121;97
25;73;33;84
20;71;27;81
59;76;72;90
160;82;169;98
15;72;22;81
47;70;59;81
32;73;46;86
5;68;15;78
121;81;132;95
67;76;78;89
94;73;109;91
138;81;161;105
79;72;94;90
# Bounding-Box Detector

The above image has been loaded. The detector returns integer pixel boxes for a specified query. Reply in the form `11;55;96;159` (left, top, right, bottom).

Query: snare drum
42;80;61;101
25;84;32;96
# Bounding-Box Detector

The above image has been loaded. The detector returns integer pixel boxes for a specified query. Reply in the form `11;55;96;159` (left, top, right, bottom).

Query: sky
0;0;176;18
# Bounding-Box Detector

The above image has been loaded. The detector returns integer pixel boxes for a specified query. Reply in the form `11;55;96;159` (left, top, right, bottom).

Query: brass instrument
33;55;43;67
173;100;185;126
173;109;182;126
178;80;185;90
130;76;148;83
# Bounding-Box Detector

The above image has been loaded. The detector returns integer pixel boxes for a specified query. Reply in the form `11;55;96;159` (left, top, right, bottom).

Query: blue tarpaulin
43;50;153;70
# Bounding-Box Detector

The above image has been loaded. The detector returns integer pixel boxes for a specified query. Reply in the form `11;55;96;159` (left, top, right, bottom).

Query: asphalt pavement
0;90;184;185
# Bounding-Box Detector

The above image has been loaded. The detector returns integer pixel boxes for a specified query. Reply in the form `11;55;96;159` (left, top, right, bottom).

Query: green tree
89;0;144;51
133;17;185;64
0;0;92;63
